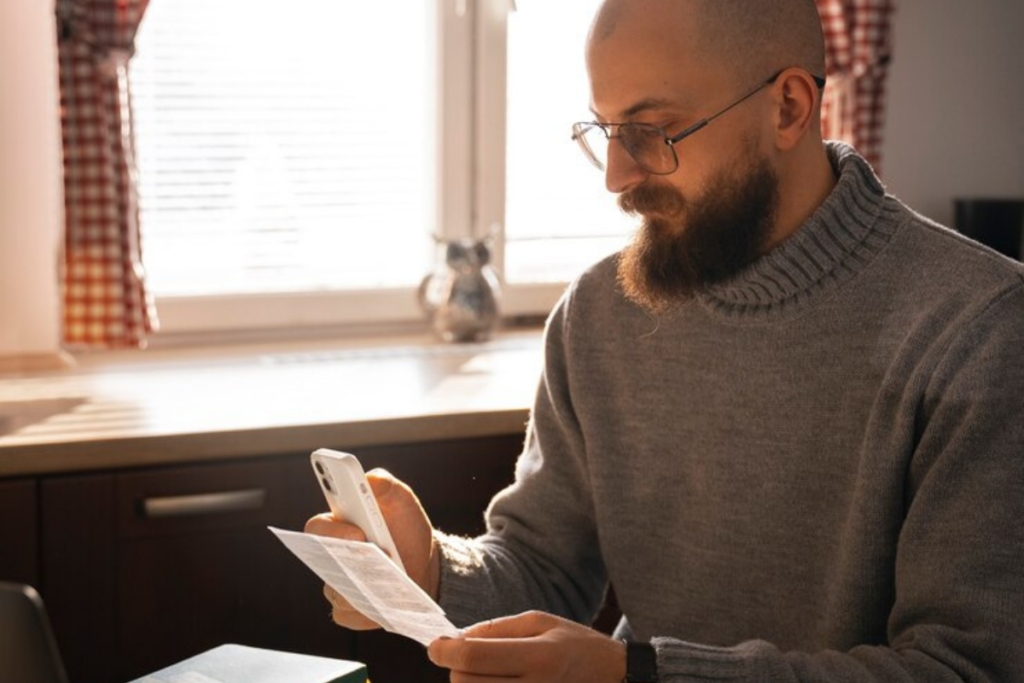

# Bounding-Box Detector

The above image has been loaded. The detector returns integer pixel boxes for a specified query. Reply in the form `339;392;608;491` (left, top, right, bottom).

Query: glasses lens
572;122;677;174
620;124;676;174
572;122;608;171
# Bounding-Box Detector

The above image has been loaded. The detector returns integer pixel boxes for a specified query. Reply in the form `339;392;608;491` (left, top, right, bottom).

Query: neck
766;142;837;251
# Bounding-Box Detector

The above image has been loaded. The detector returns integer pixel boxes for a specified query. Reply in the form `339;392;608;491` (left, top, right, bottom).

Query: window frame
143;0;567;341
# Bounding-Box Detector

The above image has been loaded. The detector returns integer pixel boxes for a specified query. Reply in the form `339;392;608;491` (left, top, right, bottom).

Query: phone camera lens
322;478;332;493
315;462;325;475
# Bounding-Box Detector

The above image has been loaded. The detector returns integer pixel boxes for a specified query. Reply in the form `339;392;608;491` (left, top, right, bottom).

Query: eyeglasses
571;70;826;175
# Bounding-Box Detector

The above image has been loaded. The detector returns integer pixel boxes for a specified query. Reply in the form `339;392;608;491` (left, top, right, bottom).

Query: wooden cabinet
38;434;523;683
0;478;38;587
41;473;118;683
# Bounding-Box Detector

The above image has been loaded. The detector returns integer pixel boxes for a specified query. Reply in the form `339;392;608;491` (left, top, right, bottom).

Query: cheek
675;126;762;198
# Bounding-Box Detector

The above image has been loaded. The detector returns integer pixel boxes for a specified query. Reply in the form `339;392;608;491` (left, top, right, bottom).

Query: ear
770;68;821;152
473;241;490;266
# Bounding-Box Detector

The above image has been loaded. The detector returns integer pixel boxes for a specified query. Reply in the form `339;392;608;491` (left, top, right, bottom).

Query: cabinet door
0;478;39;587
42;458;354;683
113;458;343;682
41;473;117;683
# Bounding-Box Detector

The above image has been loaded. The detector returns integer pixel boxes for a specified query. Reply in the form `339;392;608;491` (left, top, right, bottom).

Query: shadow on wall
954;198;1024;261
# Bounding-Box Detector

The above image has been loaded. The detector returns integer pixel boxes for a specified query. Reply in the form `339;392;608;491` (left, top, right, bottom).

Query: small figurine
418;236;502;342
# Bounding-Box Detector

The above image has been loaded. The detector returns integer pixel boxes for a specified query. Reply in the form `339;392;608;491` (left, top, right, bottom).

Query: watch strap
622;639;658;683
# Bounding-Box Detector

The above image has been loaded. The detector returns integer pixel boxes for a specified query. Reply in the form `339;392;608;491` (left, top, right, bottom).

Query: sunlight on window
504;0;637;284
132;0;434;297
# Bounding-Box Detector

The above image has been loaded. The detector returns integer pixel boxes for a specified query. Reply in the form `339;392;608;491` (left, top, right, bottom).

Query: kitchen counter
0;332;543;477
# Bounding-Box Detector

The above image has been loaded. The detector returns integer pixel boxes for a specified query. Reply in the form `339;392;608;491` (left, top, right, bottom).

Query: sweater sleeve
436;283;610;628
651;281;1024;682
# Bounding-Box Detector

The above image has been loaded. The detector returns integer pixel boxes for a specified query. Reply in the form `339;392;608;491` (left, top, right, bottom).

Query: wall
883;0;1024;226
0;0;63;361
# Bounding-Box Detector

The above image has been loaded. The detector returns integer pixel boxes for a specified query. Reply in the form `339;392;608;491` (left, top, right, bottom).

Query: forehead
585;12;720;119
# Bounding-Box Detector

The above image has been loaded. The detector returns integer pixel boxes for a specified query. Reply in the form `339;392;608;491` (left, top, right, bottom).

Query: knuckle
524;609;548;626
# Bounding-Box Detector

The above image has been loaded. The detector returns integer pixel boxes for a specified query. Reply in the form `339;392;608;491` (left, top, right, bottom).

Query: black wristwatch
622;639;659;682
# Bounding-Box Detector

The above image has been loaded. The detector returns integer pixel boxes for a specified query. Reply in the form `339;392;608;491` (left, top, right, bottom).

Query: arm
436;285;610;628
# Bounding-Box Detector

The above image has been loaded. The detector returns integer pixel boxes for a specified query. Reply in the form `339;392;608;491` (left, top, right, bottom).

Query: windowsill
0;326;544;478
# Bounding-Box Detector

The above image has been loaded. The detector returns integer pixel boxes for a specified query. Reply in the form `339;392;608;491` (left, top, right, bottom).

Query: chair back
0;582;69;683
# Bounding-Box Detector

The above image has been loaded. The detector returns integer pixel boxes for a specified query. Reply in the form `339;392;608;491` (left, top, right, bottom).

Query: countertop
0;332;543;478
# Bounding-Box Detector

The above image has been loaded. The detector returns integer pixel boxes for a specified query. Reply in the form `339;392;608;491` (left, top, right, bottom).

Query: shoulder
542;250;660;357
548;252;623;325
883;196;1024;289
869;195;1024;324
869;196;1024;379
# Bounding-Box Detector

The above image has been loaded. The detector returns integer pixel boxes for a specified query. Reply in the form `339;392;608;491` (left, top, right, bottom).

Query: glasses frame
572;69;827;175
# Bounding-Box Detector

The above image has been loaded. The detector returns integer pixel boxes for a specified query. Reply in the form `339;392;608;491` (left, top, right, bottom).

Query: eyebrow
589;97;688;120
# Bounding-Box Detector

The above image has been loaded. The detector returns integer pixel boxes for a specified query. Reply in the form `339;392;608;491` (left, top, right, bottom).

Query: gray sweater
436;142;1024;682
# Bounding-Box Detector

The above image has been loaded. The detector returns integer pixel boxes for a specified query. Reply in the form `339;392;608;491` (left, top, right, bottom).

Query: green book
129;644;367;683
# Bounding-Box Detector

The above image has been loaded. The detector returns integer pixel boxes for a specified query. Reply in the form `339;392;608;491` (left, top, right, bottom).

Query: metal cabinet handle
141;489;266;519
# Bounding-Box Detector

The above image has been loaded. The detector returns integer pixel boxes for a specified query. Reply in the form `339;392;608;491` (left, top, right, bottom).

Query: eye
620;123;663;151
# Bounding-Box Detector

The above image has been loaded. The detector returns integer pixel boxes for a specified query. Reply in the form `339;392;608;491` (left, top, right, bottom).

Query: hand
427;611;627;683
304;469;440;630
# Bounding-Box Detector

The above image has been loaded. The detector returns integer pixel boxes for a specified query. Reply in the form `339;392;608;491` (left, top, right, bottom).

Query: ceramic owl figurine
418;237;502;342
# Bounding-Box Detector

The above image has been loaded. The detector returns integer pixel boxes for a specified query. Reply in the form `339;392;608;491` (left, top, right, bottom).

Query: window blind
131;0;435;297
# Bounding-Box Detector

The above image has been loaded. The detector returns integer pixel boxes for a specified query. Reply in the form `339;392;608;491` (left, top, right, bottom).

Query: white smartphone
311;448;406;573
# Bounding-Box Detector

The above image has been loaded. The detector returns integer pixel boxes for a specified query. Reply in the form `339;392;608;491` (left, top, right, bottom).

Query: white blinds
131;0;434;297
132;0;636;308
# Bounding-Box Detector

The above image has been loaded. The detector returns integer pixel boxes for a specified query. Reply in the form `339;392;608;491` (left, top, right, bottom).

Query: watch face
624;640;658;682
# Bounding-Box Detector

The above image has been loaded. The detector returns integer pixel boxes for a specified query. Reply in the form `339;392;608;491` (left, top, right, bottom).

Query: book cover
129;644;367;683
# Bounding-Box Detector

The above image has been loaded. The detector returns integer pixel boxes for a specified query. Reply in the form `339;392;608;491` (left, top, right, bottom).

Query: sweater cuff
434;530;494;628
651;637;779;682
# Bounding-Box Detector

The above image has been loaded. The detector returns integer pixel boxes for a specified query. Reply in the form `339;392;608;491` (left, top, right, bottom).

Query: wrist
610;636;627;683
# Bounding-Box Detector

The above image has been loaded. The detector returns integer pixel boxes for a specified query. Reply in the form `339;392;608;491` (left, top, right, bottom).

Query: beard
616;150;780;314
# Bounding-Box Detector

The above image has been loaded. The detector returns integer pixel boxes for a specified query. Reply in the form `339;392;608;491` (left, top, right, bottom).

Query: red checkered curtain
56;0;158;348
816;0;894;173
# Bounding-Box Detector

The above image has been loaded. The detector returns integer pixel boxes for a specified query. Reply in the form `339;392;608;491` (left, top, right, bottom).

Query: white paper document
269;526;460;646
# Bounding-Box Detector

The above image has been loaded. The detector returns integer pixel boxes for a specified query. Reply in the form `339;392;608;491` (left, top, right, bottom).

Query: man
307;0;1024;680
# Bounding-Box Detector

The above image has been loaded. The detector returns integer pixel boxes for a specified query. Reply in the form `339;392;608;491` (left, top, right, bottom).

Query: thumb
365;468;397;499
366;469;423;522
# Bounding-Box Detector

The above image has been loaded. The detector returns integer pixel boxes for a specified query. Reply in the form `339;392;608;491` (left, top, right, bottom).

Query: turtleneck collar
696;141;901;322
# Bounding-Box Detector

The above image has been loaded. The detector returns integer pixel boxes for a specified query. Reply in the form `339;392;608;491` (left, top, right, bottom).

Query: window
131;0;633;336
504;0;634;283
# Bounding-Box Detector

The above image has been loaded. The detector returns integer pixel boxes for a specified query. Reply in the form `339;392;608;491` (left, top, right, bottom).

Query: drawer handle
141;489;266;519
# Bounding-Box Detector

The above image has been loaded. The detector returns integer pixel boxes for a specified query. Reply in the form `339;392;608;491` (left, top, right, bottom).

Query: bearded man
308;1;1024;680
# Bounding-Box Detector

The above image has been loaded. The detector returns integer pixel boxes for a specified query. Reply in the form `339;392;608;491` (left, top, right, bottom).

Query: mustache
618;183;687;220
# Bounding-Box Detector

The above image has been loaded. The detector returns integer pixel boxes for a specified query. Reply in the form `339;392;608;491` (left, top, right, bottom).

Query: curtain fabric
816;0;895;174
56;0;157;348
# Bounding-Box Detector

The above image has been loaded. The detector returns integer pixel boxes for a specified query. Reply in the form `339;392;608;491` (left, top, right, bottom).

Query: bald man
307;1;1024;680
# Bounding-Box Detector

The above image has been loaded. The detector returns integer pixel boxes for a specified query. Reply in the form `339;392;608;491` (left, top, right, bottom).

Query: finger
429;637;529;677
304;513;368;542
449;673;518;683
462;611;559;639
324;585;381;630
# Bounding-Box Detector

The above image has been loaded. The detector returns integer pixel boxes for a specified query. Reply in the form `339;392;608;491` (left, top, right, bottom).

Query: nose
604;138;649;194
